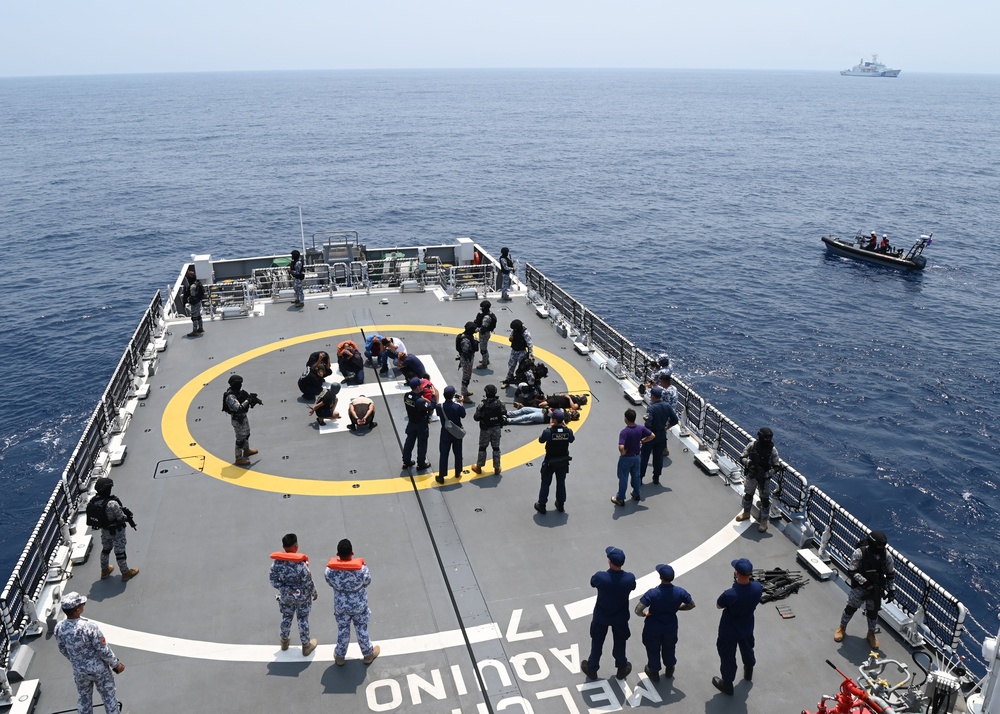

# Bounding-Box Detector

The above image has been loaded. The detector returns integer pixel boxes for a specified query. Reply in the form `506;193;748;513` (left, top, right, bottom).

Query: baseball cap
650;385;664;398
732;558;754;576
550;408;565;423
605;546;625;566
443;385;457;398
61;591;87;611
656;564;675;581
408;377;423;388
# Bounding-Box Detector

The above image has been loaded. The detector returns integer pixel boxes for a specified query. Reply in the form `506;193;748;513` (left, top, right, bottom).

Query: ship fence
1;292;163;669
524;262;978;675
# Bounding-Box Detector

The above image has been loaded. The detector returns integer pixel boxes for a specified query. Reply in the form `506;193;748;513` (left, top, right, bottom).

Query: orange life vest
270;551;309;562
326;556;366;571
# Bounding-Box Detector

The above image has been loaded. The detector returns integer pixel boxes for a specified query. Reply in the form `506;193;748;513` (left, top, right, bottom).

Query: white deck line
95;520;749;661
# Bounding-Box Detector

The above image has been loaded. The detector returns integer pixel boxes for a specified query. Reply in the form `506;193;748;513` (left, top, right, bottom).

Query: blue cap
61;591;87;610
605;546;625;566
408;377;423;388
650;385;663;398
550;408;565;423
732;558;753;576
656;564;675;581
443;385;457;398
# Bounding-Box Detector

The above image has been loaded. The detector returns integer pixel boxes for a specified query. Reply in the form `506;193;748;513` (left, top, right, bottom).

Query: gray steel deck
23;283;914;713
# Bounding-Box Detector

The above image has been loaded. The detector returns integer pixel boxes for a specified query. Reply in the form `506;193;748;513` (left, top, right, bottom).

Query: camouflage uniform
225;390;252;461
269;556;316;646
473;394;507;472
55;617;121;714
99;499;131;573
458;331;476;398
325;559;376;659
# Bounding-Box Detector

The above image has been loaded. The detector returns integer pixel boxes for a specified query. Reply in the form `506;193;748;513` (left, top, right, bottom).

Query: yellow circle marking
162;325;591;496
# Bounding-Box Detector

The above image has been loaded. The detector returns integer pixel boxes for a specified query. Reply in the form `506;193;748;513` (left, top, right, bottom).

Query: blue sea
2;69;999;634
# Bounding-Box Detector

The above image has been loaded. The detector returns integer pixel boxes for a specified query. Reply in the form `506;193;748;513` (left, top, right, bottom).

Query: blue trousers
587;619;630;674
639;436;665;480
403;423;429;465
616;455;641;500
717;628;755;683
439;431;463;479
538;462;568;506
642;625;678;672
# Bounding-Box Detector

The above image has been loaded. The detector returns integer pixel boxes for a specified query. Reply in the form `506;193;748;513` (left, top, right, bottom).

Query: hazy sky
2;1;997;78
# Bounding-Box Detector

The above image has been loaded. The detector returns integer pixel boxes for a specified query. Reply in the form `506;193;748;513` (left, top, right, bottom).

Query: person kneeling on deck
347;394;377;431
309;382;341;425
337;340;366;385
735;427;781;532
835;529;895;650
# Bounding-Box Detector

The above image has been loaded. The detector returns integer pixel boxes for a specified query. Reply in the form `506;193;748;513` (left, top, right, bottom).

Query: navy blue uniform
716;580;763;684
587;569;636;675
403;392;434;466
537;423;575;507
437;400;467;480
640;400;672;481
639;583;693;673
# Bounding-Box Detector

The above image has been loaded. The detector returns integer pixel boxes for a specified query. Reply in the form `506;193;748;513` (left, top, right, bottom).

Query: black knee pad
844;605;858;617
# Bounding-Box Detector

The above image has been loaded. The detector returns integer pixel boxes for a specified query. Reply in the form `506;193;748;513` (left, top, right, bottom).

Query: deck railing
1;261;987;679
524;261;983;675
1;292;163;670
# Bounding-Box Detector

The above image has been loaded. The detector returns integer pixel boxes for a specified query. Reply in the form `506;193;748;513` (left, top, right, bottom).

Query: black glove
885;588;896;603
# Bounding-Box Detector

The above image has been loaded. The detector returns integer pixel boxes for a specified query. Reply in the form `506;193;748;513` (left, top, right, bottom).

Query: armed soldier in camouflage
87;477;139;583
54;591;125;714
223;374;262;465
269;533;318;656
325;538;380;666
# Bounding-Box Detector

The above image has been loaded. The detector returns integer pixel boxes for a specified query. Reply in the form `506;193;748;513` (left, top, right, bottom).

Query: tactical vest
510;331;528;351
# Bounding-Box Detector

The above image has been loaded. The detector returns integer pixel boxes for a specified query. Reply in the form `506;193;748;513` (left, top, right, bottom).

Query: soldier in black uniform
534;408;576;514
183;267;206;337
834;529;896;649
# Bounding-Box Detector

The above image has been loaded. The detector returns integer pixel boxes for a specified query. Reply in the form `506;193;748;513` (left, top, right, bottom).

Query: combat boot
302;639;318;656
280;638;290;651
470;464;483;474
758;519;769;533
235;458;251;466
834;625;845;642
867;629;880;649
101;565;115;579
244;448;258;456
712;676;734;696
363;645;381;664
121;568;140;583
735;509;751;522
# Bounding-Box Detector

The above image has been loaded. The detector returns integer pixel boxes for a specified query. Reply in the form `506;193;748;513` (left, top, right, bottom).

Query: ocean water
2;69;999;635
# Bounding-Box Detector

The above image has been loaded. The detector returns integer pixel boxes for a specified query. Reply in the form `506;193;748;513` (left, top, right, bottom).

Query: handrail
1;291;163;669
523;261;976;675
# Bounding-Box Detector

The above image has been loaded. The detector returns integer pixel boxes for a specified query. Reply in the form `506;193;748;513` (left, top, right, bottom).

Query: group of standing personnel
583;547;761;697
268;533;380;665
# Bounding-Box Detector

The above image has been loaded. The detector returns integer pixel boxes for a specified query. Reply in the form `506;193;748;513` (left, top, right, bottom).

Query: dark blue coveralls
640;583;693;674
437;399;466;480
402;391;433;466
537;423;575;507
587;569;636;676
716;580;763;684
639;399;673;482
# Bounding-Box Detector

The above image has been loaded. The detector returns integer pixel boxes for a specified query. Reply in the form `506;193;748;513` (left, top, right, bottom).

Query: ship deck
22;281;920;714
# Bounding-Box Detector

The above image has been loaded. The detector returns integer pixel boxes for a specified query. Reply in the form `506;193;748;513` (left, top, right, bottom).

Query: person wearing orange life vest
269;533;318;656
879;234;891;253
325;538;380;665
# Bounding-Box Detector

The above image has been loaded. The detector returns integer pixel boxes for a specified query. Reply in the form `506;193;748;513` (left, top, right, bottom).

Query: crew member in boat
879;234;892;253
866;232;878;250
